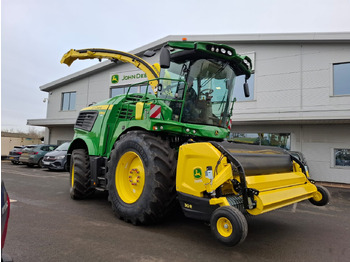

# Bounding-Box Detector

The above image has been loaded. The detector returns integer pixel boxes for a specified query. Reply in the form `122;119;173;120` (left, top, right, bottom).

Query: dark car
7;145;25;165
19;144;57;167
2;180;13;262
42;142;70;171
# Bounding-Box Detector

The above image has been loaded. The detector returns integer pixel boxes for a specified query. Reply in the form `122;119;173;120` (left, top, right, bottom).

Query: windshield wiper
200;62;228;87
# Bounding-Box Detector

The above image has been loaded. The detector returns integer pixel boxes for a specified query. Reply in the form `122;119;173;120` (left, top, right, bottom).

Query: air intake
75;111;98;131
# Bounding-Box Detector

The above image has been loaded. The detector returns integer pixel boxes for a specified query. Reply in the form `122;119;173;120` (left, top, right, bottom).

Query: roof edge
40;32;350;92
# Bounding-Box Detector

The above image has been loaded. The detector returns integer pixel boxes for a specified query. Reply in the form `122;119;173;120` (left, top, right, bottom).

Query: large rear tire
107;131;176;225
70;149;95;200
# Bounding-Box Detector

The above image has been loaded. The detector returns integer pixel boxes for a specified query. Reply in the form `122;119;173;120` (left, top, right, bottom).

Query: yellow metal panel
245;172;307;192
61;49;159;92
135;102;144;120
248;183;317;215
176;142;228;197
81;104;110;111
152;63;161;75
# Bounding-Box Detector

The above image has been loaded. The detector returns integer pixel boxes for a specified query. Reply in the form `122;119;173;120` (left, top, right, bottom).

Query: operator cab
158;58;237;128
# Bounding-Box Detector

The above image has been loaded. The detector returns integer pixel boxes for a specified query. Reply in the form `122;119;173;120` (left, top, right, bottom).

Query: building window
230;132;291;150
333;62;350;96
110;87;126;97
110;85;151;98
233;74;255;101
334;149;350;167
61;92;76;111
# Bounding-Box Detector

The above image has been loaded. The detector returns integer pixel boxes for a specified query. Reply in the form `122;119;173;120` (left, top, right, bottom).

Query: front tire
107;131;176;225
309;185;330;206
70;149;95;200
211;206;248;246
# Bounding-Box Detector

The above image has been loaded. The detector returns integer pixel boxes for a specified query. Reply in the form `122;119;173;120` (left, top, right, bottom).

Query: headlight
56;155;65;160
207;44;234;57
243;59;251;70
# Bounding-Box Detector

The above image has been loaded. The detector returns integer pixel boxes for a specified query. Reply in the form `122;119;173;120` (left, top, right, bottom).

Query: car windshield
55;142;70;151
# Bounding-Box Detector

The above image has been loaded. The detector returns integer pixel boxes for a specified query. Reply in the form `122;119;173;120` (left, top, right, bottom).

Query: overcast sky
1;0;350;132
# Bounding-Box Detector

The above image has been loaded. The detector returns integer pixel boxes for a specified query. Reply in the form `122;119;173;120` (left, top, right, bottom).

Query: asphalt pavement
1;160;350;262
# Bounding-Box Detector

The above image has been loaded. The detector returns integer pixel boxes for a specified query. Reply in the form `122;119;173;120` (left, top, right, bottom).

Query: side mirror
160;46;170;69
243;81;250;97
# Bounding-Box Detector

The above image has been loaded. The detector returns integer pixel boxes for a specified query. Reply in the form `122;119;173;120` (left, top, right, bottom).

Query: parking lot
2;160;350;262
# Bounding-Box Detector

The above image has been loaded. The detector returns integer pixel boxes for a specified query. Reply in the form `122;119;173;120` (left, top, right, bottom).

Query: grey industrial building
28;32;350;184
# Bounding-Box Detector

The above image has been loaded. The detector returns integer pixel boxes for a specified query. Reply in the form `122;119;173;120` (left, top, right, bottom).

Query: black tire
70;149;95;200
64;161;68;172
309;185;330;206
38;158;44;168
11;160;19;165
107;131;176;225
211;206;248;246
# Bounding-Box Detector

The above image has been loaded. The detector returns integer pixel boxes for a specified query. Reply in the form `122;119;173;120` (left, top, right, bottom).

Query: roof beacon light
182;38;187;41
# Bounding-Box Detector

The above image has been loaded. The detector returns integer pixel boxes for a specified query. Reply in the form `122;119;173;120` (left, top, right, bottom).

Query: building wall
46;126;75;145
231;43;350;121
301;124;350;183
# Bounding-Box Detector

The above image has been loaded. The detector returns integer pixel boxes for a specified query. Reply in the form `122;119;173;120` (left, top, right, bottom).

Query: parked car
2;180;13;262
42;142;70;171
19;144;57;167
7;145;25;165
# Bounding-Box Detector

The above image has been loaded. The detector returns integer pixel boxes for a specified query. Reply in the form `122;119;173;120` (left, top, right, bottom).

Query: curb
317;181;350;189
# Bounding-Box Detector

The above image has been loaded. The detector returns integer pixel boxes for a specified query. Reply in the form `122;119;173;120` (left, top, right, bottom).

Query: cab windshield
158;59;236;127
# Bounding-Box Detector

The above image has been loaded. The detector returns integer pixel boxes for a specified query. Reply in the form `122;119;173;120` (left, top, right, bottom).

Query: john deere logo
193;168;202;179
111;74;119;84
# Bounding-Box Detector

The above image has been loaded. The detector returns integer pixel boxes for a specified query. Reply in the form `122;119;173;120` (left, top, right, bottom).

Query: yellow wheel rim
313;191;323;202
217;217;233;237
71;164;75;188
115;151;145;204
